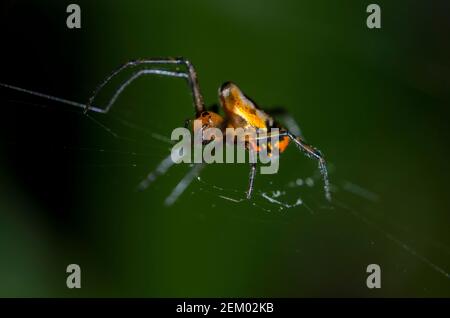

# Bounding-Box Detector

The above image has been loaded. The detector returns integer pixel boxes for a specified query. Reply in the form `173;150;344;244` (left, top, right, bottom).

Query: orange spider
1;57;331;204
84;57;330;202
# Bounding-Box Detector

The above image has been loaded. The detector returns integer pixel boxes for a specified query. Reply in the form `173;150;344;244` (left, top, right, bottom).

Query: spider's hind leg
286;132;331;201
257;129;331;201
246;163;257;199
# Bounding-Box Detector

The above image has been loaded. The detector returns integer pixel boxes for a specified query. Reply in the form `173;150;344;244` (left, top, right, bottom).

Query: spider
0;57;331;205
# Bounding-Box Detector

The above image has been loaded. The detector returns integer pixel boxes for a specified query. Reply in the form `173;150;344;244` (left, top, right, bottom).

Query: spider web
1;84;449;296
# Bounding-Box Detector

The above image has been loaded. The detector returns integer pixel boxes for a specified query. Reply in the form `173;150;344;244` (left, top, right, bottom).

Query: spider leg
254;130;331;201
0;82;105;113
0;58;205;115
98;69;188;114
137;125;192;192
246;163;257;199
137;153;175;192
85;57;205;115
286;132;331;201
137;155;204;206
165;164;204;206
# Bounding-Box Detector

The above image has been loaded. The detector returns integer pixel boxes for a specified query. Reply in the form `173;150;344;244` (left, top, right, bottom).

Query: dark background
0;1;449;297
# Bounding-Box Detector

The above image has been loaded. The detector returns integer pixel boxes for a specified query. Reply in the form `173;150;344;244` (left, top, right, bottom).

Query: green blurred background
0;0;449;297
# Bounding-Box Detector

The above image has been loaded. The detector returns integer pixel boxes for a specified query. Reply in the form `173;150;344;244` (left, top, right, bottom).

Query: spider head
194;111;224;130
190;111;224;145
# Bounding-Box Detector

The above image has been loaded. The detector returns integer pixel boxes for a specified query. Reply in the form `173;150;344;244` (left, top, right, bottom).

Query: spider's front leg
84;57;205;115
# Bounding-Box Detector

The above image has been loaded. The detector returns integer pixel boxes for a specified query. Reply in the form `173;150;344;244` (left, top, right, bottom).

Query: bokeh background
0;0;449;297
